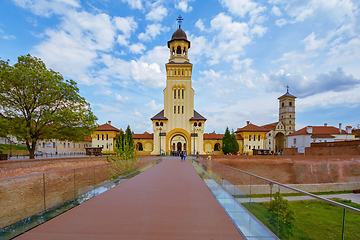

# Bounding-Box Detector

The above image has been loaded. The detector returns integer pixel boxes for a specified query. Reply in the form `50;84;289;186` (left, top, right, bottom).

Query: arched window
106;143;108;149
102;134;104;140
199;122;202;127
160;122;163;126
182;71;184;75
249;145;251;150
174;89;176;99
282;102;284;107
253;135;256;141
178;89;180;99
182;89;184;99
106;134;108;140
214;143;221;151
258;135;260;141
174;106;176;114
174;70;176;75
156;122;159;126
97;134;99;140
182;106;184;114
249;135;251;141
136;142;143;151
183;47;186;55
194;122;197;127
289;121;292;124
178;106;180;114
177;46;182;54
289;102;292;106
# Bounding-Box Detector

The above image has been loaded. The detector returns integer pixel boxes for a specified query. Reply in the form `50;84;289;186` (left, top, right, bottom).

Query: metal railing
194;159;360;240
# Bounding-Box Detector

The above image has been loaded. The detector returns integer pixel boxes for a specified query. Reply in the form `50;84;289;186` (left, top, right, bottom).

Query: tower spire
286;85;289;93
177;15;183;28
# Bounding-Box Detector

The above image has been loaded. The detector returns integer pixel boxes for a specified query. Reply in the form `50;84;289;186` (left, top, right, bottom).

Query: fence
0;157;159;239
194;159;360;240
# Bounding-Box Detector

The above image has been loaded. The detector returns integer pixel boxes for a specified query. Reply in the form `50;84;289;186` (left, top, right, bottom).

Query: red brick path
15;158;243;240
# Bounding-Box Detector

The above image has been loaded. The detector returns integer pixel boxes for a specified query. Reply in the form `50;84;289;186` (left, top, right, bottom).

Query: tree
222;127;239;154
0;54;98;159
108;125;137;178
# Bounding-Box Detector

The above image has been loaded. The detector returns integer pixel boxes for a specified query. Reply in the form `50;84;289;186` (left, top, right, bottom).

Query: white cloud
113;16;137;37
195;19;205;31
115;93;129;102
219;0;266;25
145;100;163;111
129;43;146;54
175;0;193;12
121;0;142;10
138;23;168;41
146;5;167;22
302;32;326;51
134;109;143;117
250;25;267;37
12;0;80;17
275;18;287;27
271;6;282;16
130;60;165;88
327;38;360;65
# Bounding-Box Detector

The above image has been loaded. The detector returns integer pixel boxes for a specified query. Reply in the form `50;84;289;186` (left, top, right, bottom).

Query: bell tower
278;86;296;135
151;16;206;155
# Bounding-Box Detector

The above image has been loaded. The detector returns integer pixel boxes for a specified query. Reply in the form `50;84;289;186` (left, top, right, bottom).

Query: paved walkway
15;158;243;240
236;193;360;204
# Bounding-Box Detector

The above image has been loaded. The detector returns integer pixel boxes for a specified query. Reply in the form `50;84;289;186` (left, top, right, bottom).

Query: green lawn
243;199;360;240
0;143;27;151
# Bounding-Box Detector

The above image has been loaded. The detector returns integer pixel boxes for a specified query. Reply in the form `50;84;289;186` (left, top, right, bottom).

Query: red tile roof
97;123;120;132
132;132;154;139
288;126;349;136
261;122;279;131
203;131;223;140
235;123;270;133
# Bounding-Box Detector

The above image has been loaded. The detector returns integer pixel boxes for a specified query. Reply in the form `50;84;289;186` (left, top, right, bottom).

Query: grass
233;190;354;198
243;199;360;240
0;143;27;151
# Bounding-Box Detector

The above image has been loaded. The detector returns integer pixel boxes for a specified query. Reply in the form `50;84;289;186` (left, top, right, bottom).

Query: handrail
196;159;360;214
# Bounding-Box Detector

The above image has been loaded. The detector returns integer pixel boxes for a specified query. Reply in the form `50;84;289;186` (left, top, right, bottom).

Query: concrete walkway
15;158;243;240
236;193;360;204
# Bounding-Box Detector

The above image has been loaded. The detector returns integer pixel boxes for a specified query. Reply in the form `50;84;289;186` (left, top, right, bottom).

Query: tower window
289;121;292;124
178;106;180;114
289;102;292;106
156;122;159;126
182;89;184;99
194;122;197;127
182;106;184;114
174;89;176;99
177;46;181;54
282;103;284;107
174;106;176;114
182;71;184;75
253;135;256;141
199;122;202;127
290;115;292;118
178;89;180;99
178;71;180;75
160;122;163;126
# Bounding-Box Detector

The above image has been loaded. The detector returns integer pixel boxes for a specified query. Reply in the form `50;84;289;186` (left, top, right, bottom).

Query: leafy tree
0;54;97;159
222;127;239;154
108;125;137;178
269;192;296;238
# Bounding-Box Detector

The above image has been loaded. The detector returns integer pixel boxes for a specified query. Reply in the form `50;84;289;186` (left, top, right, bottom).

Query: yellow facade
151;27;206;155
91;130;118;154
236;131;268;155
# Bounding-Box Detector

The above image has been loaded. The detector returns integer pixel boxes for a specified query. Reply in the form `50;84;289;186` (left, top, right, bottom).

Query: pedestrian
180;151;183;161
183;151;186;161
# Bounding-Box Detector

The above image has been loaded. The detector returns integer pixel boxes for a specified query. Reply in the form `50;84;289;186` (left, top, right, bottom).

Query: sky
1;0;360;134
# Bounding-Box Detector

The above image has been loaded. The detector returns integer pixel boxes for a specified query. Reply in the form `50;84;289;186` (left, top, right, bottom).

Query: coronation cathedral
91;23;297;156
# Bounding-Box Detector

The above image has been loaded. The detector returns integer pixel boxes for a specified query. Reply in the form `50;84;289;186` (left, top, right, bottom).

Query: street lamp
159;126;162;156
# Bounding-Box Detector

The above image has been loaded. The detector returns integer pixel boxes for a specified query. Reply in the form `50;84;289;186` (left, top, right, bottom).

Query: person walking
180;151;183;161
183;151;186;161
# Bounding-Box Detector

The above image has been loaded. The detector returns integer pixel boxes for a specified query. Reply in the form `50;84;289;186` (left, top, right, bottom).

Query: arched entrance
170;133;188;154
275;132;285;153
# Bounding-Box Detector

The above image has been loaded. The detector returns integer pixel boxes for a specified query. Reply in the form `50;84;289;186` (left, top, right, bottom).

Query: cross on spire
286;85;289;93
177;15;183;28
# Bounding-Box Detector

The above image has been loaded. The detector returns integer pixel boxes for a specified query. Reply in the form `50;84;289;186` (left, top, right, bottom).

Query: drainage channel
1;159;163;240
191;159;279;240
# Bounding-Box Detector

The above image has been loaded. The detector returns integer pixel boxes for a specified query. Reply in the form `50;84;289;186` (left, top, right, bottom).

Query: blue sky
1;0;360;133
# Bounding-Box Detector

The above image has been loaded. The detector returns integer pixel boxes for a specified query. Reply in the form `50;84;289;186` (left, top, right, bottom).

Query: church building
150;23;206;155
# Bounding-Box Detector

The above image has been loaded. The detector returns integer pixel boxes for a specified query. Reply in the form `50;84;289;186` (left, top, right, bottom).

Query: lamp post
159;127;162;156
193;125;196;155
9;140;12;158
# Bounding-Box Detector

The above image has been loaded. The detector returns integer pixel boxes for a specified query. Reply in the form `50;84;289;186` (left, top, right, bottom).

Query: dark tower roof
167;26;190;48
